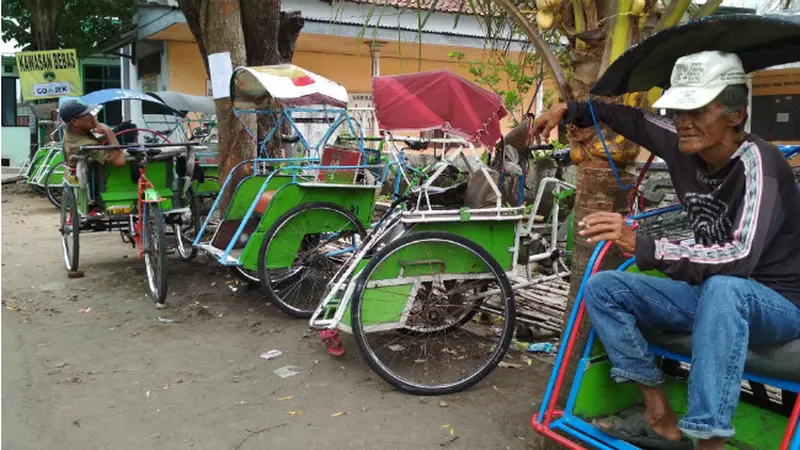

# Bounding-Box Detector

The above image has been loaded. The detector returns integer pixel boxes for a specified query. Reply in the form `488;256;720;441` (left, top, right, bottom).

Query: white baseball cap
653;51;747;111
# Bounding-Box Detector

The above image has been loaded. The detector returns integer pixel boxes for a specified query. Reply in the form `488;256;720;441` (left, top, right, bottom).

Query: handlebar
126;148;162;157
79;142;201;151
524;144;555;151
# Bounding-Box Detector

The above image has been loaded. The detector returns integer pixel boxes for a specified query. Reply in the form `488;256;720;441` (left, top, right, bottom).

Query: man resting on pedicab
533;51;800;450
60;99;126;217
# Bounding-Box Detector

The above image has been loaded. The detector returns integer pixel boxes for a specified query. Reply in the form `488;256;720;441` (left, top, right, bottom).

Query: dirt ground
2;186;554;450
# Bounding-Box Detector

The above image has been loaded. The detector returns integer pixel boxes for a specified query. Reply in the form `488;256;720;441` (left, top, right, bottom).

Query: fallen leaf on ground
498;362;522;369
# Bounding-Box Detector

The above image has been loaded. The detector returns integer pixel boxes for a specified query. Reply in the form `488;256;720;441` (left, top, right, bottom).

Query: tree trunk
239;2;304;158
23;0;60;50
188;0;257;211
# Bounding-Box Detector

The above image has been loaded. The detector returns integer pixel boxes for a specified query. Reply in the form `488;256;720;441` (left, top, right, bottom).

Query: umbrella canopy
147;91;216;115
372;70;507;148
230;64;348;108
592;13;800;96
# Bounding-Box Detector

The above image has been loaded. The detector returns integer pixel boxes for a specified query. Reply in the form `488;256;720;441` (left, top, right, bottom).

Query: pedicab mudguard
142;188;166;203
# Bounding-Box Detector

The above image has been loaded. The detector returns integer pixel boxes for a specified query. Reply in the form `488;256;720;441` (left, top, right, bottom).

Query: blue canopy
59;89;180;115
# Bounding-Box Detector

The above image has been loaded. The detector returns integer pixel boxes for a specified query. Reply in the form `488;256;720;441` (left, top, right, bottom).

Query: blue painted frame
536;240;800;449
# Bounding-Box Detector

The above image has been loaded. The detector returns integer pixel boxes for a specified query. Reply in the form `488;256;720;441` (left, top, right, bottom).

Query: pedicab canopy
592;13;800;96
372;70;507;148
147;91;216;115
230;64;348;109
58;88;179;114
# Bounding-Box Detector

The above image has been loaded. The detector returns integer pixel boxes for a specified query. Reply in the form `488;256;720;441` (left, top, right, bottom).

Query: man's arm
563;101;679;162
94;123;125;167
635;152;782;284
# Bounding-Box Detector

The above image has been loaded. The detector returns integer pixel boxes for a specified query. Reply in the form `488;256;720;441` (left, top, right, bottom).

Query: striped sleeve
635;144;782;284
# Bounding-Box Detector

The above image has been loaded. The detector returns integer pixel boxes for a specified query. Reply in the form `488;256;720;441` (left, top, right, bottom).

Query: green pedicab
192;64;383;316
58;89;207;306
309;70;572;395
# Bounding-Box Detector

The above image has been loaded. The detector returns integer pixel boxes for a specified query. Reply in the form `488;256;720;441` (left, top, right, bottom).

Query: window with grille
83;65;122;125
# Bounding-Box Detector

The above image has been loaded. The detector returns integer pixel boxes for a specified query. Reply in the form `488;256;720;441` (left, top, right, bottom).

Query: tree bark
179;0;305;207
179;0;257;211
23;0;60;50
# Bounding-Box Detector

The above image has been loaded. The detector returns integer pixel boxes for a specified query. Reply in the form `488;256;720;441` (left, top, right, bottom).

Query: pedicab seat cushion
643;330;800;384
253;191;276;215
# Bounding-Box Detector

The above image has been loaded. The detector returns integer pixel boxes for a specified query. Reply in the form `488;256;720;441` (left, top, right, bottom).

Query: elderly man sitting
533;51;800;450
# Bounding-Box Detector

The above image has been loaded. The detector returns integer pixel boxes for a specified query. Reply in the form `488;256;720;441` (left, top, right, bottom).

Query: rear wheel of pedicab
258;202;367;318
44;163;65;208
351;231;516;395
173;188;199;262
60;186;80;272
231;267;260;285
143;203;169;304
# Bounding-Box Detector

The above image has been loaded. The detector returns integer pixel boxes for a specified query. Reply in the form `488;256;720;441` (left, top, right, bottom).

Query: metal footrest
195;243;241;266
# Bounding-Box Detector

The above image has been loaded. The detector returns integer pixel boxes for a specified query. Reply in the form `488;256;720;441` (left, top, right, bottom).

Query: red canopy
372;70;507;148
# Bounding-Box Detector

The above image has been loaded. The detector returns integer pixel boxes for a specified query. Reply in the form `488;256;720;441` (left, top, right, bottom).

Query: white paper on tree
208;52;233;99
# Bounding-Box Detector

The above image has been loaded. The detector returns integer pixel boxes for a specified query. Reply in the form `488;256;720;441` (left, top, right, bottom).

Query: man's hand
93;122;114;136
531;103;568;144
579;212;637;254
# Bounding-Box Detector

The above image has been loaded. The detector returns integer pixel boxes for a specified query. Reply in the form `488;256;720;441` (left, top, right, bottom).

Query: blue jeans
584;272;800;440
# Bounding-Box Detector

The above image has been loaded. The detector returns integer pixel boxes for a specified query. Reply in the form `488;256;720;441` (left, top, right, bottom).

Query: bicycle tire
44;163;65;208
60;186;80;272
258;202;367;318
174;188;199;262
231;266;260;286
351;231;516;395
143;203;169;305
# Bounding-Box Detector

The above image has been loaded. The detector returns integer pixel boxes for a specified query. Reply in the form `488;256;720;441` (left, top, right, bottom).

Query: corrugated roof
326;0;471;14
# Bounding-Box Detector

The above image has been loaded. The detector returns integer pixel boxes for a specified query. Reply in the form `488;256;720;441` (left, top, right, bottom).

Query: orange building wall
167;41;208;96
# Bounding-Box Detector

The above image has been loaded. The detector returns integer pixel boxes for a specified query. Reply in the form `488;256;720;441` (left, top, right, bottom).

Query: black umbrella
591;13;800;97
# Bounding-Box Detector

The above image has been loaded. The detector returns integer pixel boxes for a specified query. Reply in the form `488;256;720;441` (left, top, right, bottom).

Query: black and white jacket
565;100;800;307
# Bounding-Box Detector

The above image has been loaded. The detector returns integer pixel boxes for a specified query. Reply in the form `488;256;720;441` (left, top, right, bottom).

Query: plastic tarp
147;91;216;115
372;70;507;148
592;13;800;96
230;64;348;108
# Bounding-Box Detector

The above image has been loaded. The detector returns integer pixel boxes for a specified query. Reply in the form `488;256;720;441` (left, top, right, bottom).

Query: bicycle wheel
231;266;260;285
258;202;367;318
173;188;199;261
60;186;80;272
44;163;65;208
143;203;169;305
351;231;516;395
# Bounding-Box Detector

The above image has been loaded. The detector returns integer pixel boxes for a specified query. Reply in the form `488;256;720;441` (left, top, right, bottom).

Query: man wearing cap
60;99;125;168
60;100;126;216
533;51;800;450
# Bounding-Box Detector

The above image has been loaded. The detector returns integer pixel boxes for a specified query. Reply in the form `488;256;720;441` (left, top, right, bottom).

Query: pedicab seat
253;190;276;215
643;329;800;383
317;146;362;183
